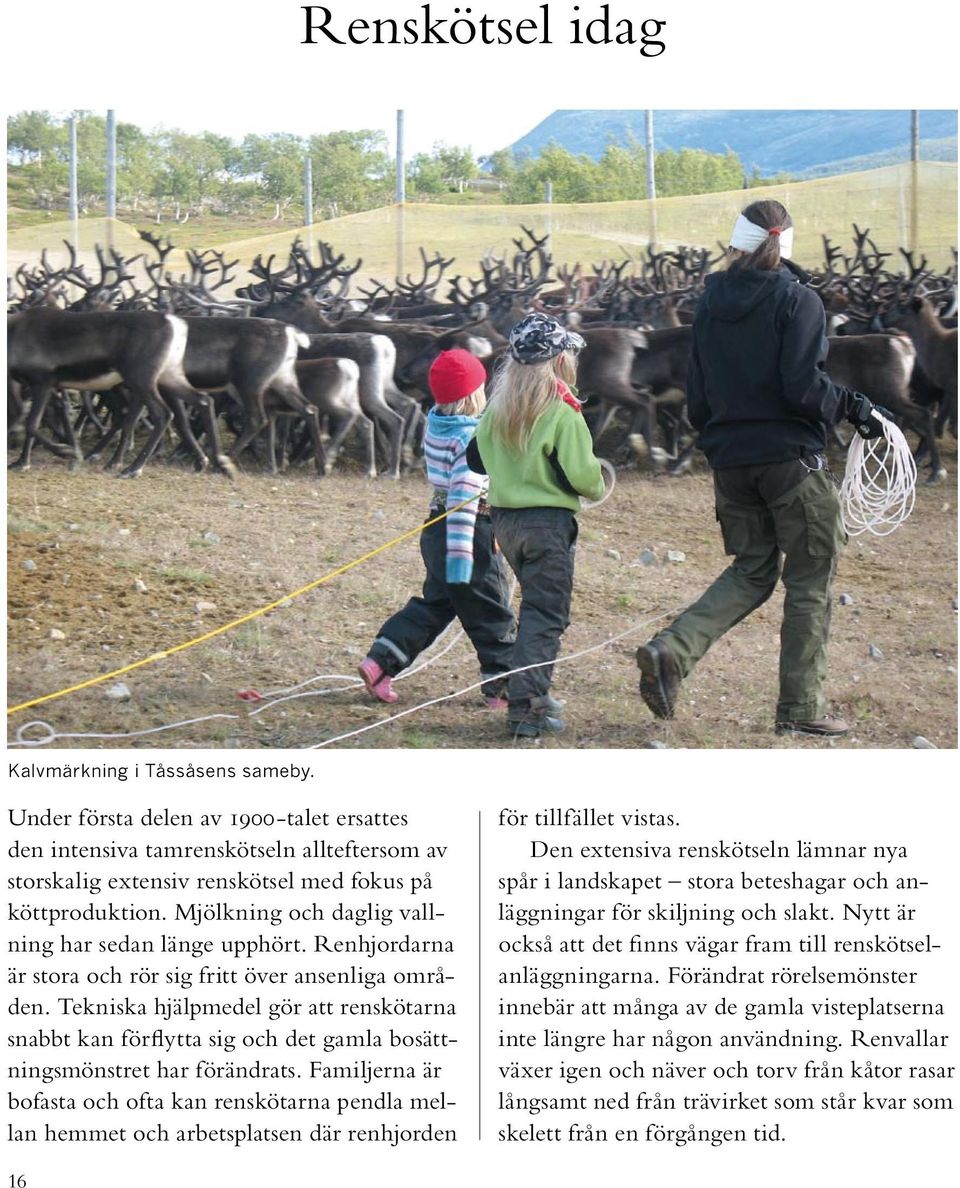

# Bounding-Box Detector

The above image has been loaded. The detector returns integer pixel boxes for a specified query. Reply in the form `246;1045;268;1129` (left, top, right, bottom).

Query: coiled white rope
581;458;617;510
840;412;917;537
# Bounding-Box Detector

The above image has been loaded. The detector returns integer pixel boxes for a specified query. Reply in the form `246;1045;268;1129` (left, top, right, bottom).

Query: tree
597;137;647;200
504;142;602;204
116;122;161;211
73;112;106;211
7;110;61;165
8;111;66;208
481;147;517;181
242;132;306;220
433;143;478;192
409;152;446;195
307;130;391;217
409;142;479;195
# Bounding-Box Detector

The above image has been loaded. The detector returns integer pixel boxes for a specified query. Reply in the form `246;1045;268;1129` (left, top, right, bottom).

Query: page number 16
10;1176;27;1187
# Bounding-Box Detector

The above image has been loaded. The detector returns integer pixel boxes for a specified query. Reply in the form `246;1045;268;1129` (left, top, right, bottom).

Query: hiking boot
357;657;399;704
775;716;849;738
509;715;566;739
636;638;681;719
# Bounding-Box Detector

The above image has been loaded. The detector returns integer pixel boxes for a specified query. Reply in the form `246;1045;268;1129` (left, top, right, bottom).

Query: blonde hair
434;387;486;417
487;352;578;451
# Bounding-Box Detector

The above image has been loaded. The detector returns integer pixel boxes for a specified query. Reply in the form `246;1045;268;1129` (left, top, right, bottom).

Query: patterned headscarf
508;313;586;364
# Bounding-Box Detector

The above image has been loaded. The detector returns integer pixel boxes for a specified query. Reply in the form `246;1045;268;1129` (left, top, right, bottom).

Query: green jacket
474;399;604;511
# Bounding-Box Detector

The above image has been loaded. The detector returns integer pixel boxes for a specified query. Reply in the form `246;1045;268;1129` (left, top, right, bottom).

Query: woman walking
635;200;883;738
469;313;605;739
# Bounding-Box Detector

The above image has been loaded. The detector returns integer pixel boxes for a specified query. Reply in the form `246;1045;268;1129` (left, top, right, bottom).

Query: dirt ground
6;445;958;750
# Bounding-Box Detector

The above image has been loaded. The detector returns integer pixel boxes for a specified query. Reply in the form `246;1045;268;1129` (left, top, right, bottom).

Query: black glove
846;392;886;440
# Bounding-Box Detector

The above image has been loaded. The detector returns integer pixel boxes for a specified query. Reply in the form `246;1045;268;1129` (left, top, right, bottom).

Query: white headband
730;212;794;259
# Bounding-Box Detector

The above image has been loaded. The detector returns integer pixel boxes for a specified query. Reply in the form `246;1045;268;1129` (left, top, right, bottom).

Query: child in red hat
358;349;516;706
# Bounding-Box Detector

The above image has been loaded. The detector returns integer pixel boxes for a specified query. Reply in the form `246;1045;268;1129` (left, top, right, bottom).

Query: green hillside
8;163;956;295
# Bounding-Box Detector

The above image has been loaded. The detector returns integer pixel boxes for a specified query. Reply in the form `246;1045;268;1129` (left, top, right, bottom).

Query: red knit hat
428;349;487;404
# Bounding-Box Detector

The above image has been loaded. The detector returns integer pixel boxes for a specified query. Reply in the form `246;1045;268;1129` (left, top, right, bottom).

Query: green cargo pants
655;461;845;722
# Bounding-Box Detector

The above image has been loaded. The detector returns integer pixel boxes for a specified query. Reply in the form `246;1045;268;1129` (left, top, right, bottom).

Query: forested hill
509;111;958;177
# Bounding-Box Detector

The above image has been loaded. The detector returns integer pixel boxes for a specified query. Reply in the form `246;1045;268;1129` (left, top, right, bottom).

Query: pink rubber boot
358;657;399;704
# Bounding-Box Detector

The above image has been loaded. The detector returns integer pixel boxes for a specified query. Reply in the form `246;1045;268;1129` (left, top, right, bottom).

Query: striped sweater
423;407;487;584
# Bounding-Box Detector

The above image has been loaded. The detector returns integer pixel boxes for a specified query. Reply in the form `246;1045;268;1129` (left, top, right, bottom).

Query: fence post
303;156;314;259
395;109;406;281
645;110;657;250
105;108;116;247
68;115;78;246
910;110;920;252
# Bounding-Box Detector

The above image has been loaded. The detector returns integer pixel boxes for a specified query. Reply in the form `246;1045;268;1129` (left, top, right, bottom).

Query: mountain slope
509;110;958;176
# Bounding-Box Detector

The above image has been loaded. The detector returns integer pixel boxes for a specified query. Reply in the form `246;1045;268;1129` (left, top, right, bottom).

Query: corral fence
7;162;957;295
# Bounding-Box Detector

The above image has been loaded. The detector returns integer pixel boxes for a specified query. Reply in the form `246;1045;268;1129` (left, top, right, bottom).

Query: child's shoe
358;657;399;704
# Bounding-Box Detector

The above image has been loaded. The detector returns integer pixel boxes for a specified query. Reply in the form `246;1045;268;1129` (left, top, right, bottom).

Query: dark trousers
490;506;578;718
369;515;516;696
655;462;845;721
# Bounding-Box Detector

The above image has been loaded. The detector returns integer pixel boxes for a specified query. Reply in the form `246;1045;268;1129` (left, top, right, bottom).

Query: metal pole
395;110;406;279
395;110;406;204
645;110;657;250
105;109;117;216
304;157;314;226
644;110;656;200
304;156;314;260
910;109;920;252
68;116;79;230
105;109;116;246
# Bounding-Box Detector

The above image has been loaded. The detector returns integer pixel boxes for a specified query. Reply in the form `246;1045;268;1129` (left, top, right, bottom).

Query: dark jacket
688;266;858;469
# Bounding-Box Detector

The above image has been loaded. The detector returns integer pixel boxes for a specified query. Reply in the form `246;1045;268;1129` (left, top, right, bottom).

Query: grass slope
8;163;957;292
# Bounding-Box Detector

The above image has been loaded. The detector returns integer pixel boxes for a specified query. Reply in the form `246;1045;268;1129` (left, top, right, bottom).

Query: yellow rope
7;498;476;717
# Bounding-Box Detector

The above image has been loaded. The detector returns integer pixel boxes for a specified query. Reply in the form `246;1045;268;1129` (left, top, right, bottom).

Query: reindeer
298;332;407;478
883;295;958;452
287;357;375;477
821;332;949;482
7;307;231;478
624;326;695;470
83;318;324;477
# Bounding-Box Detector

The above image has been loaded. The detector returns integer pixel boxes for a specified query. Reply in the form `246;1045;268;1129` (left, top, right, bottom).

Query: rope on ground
7;470;620;745
9;582;518;747
11;601;678;750
309;605;681;749
12;714;241;748
6;497;480;718
840;412;917;537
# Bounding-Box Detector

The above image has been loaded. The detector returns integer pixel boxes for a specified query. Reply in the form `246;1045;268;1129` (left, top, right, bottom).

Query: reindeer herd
6;224;959;486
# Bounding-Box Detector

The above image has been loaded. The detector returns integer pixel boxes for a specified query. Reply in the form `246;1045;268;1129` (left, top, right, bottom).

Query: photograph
7;105;957;749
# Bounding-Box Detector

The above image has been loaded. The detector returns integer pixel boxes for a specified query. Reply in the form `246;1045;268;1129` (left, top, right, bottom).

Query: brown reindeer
884;295;958;451
7;308;230;478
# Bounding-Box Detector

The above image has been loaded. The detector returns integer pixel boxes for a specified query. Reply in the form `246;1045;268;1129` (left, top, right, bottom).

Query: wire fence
8;162;957;294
